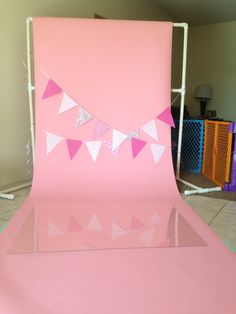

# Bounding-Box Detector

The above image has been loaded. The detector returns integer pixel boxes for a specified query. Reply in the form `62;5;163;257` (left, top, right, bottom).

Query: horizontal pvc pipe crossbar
0;182;31;194
184;187;222;196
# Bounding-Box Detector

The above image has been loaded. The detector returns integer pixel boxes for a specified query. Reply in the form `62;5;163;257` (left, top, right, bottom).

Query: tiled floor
0;187;236;249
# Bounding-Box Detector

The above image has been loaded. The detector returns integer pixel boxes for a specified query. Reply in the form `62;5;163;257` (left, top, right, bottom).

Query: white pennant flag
58;92;78;115
112;129;128;150
151;144;166;164
142;120;158;141
85;141;102;162
48;221;65;238
111;223;127;239
46;132;63;155
76;107;94;127
139;227;156;246
87;214;102;231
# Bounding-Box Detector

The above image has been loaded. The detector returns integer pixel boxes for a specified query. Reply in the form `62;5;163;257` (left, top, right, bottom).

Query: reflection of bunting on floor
105;139;120;159
85;141;102;162
66;139;82;160
111;223;127;239
79;243;93;250
131;138;146;158
142;120;158;141
46;132;63;155
42;79;62;99
150;144;166;164
139;227;156;246
149;212;162;225
157;107;175;128
112;129;128;150
67;216;81;232
58;92;78;115
76;108;94;128
87;214;102;231
130;217;144;230
48;221;65;238
94;120;110;139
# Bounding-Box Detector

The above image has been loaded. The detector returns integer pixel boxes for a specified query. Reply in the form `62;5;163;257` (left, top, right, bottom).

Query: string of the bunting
46;131;167;163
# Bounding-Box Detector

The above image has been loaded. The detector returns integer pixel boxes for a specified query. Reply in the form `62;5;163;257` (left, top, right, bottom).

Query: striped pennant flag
142;120;158;141
46;132;63;155
150;144;166;164
58;92;78;115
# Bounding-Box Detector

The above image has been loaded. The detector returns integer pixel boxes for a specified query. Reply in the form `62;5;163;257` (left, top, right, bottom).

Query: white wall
0;0;171;189
186;21;236;120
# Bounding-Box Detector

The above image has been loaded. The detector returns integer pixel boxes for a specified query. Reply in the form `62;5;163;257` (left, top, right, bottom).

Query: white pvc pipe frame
23;17;221;196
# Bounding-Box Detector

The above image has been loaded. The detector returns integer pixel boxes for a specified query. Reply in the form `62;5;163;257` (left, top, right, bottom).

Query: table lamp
195;84;212;116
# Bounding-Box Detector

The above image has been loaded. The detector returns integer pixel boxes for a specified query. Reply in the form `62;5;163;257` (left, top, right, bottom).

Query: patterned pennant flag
76;108;94;128
58;92;78;115
139;227;156;246
111;223;127;239
112;129;128;150
66;139;82;160
67;216;82;232
105;139;120;159
149;212;162;225
142;120;158;141
127;129;140;141
131;138;146;158
94;120;110;139
48;221;65;238
42;79;62;99
85;141;102;162
150;144;166;164
87;214;102;231
156;107;175;128
130;217;145;230
46;132;63;155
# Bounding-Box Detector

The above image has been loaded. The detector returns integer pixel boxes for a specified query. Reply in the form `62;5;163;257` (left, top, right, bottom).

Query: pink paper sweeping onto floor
0;18;236;314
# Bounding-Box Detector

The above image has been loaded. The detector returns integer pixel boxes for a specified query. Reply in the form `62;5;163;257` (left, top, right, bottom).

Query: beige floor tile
184;195;226;224
210;201;236;247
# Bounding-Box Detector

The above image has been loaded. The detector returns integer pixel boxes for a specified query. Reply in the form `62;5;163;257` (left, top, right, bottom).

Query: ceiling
154;0;236;26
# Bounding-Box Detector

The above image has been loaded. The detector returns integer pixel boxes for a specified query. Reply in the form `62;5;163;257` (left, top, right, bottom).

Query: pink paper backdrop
0;18;236;314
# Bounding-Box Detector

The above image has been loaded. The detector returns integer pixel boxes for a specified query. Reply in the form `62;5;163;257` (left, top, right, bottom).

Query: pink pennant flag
105;139;120;159
131;138;146;158
156;107;175;128
94;120;110;139
68;216;82;232
66;139;82;160
130;217;145;230
42;79;62;99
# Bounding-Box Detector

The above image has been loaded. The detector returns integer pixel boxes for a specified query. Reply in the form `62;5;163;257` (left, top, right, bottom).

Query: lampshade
195;84;212;100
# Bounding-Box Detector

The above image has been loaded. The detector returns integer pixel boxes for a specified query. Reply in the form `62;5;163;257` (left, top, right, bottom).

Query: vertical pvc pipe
26;17;35;164
173;23;189;180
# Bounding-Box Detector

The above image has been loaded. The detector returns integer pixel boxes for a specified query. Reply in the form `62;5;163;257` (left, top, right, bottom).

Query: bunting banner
76;108;94;128
139;227;156;246
112;129;128;150
85;141;102;162
157;107;175;128
130;217;145;230
46;132;63;155
42;79;62;99
87;214;102;231
48;221;65;238
131;138;146;159
105;139;120;159
94;120;110;139
150;144;166;164
67;216;82;232
142;120;158;141
66;139;82;160
111;223;127;239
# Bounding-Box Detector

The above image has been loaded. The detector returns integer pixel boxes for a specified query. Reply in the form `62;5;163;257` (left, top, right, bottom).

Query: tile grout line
208;202;227;226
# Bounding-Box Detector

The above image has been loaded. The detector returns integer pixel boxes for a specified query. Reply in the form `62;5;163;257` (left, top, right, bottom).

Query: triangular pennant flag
46;132;63;155
142;120;158;141
85;141;102;162
150;144;166;164
111;223;127;239
48;221;65;238
42;79;62;99
112;129;128;150
87;214;102;231
105;139;120;159
66;139;82;160
94;120;110;139
157;107;175;128
58;92;78;115
131;138;146;158
130;217;145;230
127;130;140;141
139;227;156;246
76;108;94;128
68;216;82;232
149;212;162;225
